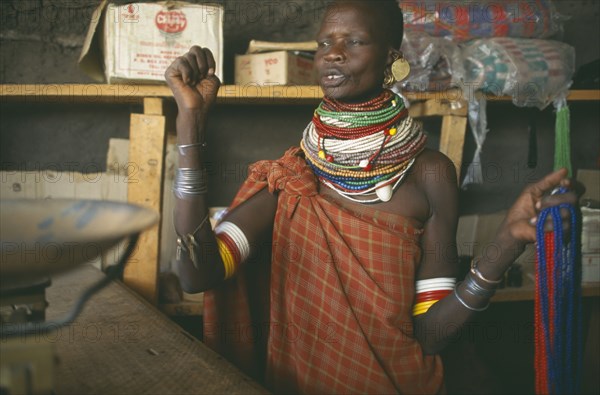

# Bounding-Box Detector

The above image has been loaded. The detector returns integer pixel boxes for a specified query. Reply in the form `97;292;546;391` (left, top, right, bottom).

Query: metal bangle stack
463;273;496;299
173;168;207;199
454;264;499;312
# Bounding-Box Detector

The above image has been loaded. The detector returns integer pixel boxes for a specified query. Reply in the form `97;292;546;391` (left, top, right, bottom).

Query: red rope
535;251;548;394
535;231;556;394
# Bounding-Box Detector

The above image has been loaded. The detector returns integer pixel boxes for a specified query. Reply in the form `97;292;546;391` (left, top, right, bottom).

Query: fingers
505;169;580;247
199;74;222;107
527;168;568;198
165;46;216;87
538;190;578;210
203;48;217;77
533;185;578;234
539;206;576;233
525;168;582;231
185;46;216;85
527;168;570;211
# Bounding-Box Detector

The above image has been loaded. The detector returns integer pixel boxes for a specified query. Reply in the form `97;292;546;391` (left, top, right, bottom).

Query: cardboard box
582;254;600;283
577;170;599;282
581;207;600;282
79;1;223;84
234;51;317;86
582;207;600;254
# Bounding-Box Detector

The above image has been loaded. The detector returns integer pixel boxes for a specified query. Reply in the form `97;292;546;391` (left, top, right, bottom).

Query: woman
165;1;580;393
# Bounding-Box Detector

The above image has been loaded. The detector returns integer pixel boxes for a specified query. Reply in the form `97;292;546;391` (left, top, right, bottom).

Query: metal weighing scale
0;199;158;394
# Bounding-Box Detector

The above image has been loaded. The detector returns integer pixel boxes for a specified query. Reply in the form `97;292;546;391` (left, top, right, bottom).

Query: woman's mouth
321;72;347;87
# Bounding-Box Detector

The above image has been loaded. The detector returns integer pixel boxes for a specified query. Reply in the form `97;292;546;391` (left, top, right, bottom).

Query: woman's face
315;2;392;102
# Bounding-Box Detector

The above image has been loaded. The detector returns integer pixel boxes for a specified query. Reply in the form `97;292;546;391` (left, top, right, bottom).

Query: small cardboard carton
79;0;223;84
577;169;600;282
234;51;317;86
581;207;600;282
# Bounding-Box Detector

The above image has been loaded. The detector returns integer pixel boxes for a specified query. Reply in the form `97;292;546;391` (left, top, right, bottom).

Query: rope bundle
534;193;582;394
534;98;582;394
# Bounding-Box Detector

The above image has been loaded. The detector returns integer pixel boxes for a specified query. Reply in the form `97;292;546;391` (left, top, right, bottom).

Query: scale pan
1;199;159;280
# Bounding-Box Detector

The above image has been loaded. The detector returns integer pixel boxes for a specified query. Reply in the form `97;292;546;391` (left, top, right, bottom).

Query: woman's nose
323;42;345;63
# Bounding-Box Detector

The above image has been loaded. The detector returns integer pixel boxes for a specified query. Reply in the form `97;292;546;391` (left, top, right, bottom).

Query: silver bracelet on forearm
463;273;496;299
176;213;210;269
470;257;504;285
173;167;207;199
177;141;207;156
453;285;490;312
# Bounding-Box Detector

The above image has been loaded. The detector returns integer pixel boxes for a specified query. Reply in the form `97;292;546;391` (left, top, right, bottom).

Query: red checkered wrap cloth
204;147;444;394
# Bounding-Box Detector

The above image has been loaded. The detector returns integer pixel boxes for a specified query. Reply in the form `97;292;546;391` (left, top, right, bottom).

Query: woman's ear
383;48;401;87
387;49;401;67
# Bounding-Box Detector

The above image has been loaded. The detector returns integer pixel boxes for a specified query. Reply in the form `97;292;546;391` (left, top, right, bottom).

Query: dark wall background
0;0;329;84
1;0;599;214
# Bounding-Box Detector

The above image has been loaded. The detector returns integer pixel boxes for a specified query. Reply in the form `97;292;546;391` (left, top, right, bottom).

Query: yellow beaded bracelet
217;238;236;279
412;300;438;316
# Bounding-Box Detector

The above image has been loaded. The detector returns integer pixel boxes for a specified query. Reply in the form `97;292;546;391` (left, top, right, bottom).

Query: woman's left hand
498;168;585;247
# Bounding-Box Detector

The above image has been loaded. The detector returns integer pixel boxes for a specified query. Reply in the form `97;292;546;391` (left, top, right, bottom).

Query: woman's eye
349;39;363;46
317;40;331;48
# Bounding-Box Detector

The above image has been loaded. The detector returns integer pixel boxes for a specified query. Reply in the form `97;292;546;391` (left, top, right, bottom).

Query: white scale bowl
1;199;159;281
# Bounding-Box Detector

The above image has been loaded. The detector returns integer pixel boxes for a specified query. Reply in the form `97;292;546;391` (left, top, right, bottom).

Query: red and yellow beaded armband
215;221;250;280
412;277;456;317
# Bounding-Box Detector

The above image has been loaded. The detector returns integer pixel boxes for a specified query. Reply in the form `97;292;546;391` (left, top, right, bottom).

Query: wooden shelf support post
124;97;167;304
440;114;468;181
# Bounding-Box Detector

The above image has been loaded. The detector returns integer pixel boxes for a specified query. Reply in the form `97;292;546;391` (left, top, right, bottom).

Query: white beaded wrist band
215;221;250;262
415;277;456;293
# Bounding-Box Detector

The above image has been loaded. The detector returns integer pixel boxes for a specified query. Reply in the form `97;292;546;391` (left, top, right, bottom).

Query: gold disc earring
391;57;411;82
383;69;395;86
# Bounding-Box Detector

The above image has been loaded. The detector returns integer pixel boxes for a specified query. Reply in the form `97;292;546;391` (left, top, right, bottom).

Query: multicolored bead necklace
301;89;426;203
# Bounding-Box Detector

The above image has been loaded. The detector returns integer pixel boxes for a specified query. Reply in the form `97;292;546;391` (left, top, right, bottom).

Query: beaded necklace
301;89;426;203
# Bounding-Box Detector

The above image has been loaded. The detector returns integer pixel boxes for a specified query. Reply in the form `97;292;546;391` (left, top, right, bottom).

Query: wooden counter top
43;264;267;395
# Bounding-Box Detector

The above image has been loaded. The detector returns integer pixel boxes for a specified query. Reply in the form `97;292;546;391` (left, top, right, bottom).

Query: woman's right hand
165;46;221;115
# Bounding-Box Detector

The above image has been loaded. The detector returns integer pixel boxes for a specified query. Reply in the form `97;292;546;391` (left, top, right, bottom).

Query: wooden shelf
492;281;600;303
0;84;323;105
1;84;598;105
